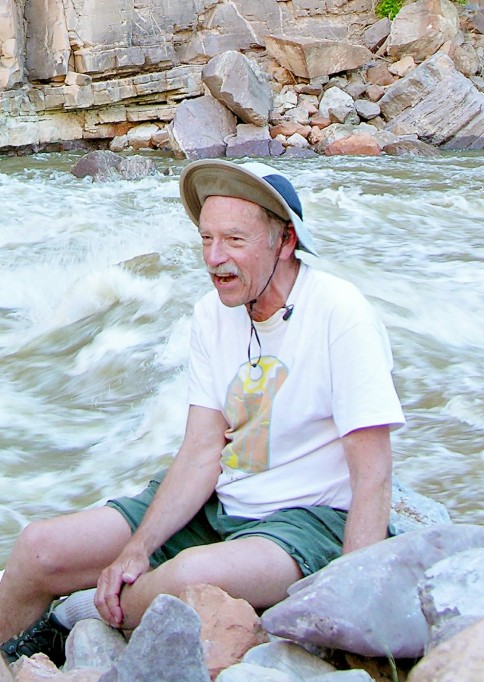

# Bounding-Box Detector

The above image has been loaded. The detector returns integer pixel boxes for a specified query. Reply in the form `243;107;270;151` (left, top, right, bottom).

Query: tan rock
270;121;305;137
179;584;268;680
308;126;327;145
407;618;484;682
265;35;372;79
10;652;102;681
387;0;460;62
25;0;70;80
127;123;159;149
309;114;332;129
365;84;385;102
389;55;416;77
0;650;14;681
325;133;382;156
286;132;310;148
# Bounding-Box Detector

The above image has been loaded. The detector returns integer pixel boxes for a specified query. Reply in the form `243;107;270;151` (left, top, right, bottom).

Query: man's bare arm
95;404;227;625
342;425;393;554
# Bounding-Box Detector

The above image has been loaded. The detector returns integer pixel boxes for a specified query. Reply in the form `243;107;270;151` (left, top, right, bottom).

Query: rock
354;100;381;120
10;652;102;680
285;132;310;149
383;140;441;156
167;95;237;160
366;63;396;86
99;594;210;682
242;640;336;678
388;55;416;77
426;614;481;650
452;42;480;77
344;82;367;100
126;123;159;150
265;36;372;79
319;87;355;123
387;0;459;62
71;150;121;180
24;0;70;80
406;618;484;682
325;133;382;156
282;106;310;126
261;524;484;658
365;84;385;102
318;672;376;681
380;52;484;148
216;662;292;681
179;584;268;680
390;477;451;532
64;619;127;672
202;51;272;126
418;548;484;631
109;135;128;152
363;18;391;52
270;121;308;138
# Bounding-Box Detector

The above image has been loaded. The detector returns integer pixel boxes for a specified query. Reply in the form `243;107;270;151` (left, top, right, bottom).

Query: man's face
198;195;280;309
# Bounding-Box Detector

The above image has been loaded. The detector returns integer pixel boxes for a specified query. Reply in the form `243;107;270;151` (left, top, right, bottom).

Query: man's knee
158;545;216;593
11;519;66;578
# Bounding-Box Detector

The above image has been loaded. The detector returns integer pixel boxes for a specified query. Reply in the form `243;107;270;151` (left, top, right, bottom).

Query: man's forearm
342;478;391;554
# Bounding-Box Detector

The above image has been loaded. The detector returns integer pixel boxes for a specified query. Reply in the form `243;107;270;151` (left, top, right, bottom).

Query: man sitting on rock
0;159;405;667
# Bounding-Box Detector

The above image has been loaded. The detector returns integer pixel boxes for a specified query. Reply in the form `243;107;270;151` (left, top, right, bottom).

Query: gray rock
314;671;375;681
225;123;272;158
380;52;484;148
319;87;355;123
117;156;156;180
261;524;484;658
354;100;380;120
390;477;451;533
202;51;272;126
418;548;484;629
216;663;292;681
242;640;336;678
65;618;127;671
167;94;237;160
426;614;482;650
99;594;210;682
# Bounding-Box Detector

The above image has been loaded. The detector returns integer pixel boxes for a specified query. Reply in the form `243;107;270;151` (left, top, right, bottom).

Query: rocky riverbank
0;0;483;157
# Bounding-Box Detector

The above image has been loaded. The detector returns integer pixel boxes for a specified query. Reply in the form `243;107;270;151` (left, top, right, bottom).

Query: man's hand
94;546;150;627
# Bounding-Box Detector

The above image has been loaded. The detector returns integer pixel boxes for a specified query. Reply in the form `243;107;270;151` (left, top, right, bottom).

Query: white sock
53;588;101;629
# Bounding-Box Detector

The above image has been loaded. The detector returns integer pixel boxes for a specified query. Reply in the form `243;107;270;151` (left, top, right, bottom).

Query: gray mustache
207;264;241;277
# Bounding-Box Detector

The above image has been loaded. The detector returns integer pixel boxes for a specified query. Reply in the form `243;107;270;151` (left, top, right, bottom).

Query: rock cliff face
0;0;483;153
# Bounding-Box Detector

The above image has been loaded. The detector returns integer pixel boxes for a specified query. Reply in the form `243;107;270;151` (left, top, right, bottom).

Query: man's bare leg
118;536;302;630
0;506;131;643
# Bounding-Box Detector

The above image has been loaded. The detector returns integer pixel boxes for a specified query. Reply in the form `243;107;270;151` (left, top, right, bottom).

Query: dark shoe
0;604;69;667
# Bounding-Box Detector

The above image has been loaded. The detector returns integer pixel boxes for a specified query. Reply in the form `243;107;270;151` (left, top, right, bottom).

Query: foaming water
0;152;482;565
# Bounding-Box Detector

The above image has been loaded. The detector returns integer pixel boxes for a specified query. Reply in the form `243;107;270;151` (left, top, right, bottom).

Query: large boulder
380;52;484;149
202;51;272;126
167;94;237;159
265;36;372;79
261;524;484;658
387;0;460;62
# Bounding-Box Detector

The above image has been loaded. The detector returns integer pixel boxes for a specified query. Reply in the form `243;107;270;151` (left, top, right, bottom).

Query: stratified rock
383;140;440;156
387;0;459;62
202;51;272;126
418;548;484;631
242;640;336;678
126;123;159;150
216;663;292;681
319;87;355;123
64;619;127;672
99;594;210;682
406;618;484;682
261;524;484;658
380;52;484;148
167;95;236;159
325;133;382;156
179;584;268;680
24;0;70;80
265;36;372;79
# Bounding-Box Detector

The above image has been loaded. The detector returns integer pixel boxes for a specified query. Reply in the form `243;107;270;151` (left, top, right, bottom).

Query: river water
0;151;482;567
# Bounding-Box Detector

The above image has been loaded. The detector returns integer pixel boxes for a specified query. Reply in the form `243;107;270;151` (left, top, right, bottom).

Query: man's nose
204;240;227;267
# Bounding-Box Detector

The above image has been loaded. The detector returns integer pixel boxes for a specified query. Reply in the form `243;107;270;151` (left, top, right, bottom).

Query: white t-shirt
188;263;405;518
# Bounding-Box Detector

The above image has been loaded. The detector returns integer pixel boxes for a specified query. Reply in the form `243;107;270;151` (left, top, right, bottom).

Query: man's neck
247;259;300;322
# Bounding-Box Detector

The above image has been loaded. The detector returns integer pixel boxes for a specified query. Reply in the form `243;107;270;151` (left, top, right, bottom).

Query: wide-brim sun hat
179;159;318;256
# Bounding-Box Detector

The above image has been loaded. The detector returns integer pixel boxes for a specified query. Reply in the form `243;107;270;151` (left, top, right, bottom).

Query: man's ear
280;223;297;258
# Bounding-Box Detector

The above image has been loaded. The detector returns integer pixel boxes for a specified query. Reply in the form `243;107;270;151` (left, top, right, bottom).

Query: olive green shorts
106;471;347;577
